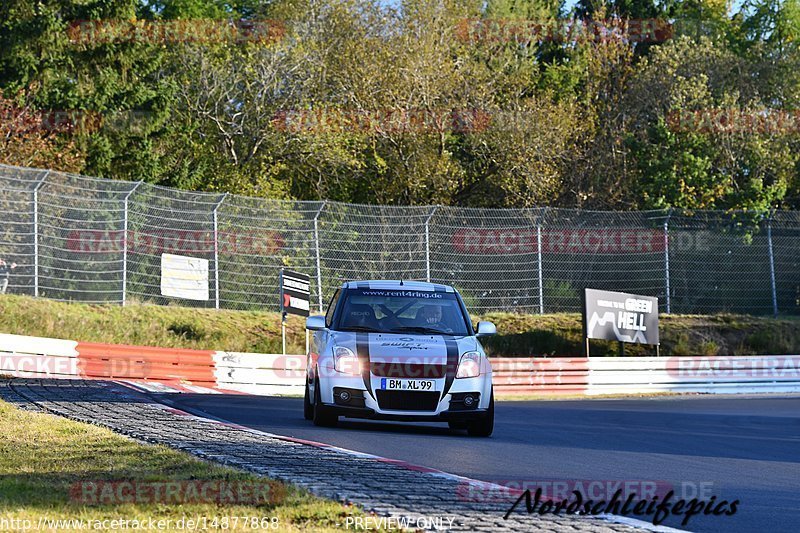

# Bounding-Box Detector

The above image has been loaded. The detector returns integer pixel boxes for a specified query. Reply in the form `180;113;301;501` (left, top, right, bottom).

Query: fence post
424;205;439;283
537;208;545;314
767;209;778;316
32;171;50;297
664;208;673;314
213;193;228;310
313;201;327;312
121;181;143;306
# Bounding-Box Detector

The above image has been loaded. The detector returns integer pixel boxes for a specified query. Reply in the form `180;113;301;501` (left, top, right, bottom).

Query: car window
335;288;469;335
325;289;341;328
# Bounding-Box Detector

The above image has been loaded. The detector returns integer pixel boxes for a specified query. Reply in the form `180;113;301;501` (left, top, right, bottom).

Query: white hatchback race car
304;280;496;436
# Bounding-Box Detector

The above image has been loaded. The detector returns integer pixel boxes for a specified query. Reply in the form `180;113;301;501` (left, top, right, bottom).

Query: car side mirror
476;321;496;337
306;315;326;331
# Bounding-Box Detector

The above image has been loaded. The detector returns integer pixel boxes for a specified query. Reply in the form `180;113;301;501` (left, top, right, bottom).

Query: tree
625;36;796;211
0;92;86;171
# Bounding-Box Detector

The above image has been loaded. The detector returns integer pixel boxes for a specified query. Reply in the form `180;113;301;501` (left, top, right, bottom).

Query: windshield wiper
390;326;450;335
339;326;384;333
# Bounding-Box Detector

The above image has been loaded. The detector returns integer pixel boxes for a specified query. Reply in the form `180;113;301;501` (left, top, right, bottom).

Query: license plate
380;378;436;391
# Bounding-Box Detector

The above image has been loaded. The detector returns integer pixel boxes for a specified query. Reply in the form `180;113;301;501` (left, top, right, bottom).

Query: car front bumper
324;403;491;422
316;367;492;421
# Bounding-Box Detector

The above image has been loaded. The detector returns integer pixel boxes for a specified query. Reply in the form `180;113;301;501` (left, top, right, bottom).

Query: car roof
342;280;455;293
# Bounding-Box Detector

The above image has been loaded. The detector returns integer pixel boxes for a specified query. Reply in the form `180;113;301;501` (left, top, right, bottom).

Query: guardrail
2;333;799;396
492;356;800;395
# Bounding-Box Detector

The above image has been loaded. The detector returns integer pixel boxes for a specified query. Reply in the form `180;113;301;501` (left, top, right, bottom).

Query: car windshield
336;288;470;336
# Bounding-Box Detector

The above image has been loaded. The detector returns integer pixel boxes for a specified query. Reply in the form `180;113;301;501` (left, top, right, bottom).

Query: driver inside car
416;304;450;331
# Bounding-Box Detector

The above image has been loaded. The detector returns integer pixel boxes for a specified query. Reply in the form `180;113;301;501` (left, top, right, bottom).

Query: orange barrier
76;342;216;385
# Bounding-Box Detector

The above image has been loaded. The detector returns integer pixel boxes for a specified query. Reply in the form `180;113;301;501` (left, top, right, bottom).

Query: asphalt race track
159;393;800;533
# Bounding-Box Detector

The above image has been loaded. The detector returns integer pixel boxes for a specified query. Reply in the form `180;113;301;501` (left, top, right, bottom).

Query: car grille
375;390;440;411
370;362;446;379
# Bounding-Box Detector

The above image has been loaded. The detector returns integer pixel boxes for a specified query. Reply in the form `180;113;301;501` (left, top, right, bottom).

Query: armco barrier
491;358;590;395
586;356;800;395
2;333;800;396
213;352;305;396
0;334;79;378
78;342;216;384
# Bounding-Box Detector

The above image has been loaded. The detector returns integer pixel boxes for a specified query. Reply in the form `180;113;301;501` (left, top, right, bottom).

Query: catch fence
1;164;798;315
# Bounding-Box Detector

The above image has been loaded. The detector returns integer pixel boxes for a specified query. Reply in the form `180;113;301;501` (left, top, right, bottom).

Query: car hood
329;331;478;363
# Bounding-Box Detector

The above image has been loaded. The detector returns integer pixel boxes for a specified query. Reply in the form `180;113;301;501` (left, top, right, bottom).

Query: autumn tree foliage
1;0;799;210
0;92;86;172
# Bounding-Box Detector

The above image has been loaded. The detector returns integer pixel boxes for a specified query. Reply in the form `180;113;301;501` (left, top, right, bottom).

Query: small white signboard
160;253;209;301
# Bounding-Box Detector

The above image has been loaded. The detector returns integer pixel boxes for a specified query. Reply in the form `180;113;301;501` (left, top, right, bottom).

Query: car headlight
333;346;361;375
456;351;481;379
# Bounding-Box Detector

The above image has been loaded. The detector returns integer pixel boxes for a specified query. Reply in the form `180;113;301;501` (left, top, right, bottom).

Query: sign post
279;269;311;355
583;288;660;356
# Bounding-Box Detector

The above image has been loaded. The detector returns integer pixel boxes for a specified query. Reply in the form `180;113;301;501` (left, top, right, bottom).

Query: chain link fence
0;163;798;315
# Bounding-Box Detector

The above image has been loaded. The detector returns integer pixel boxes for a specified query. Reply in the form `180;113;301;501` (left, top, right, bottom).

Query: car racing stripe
356;332;374;399
441;336;460;397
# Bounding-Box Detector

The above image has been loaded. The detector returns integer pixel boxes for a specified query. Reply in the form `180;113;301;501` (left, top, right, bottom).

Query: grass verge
0;294;798;357
0;398;367;531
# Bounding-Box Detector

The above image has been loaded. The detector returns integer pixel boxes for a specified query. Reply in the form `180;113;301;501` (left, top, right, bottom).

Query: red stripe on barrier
76;342;217;385
489;357;589;396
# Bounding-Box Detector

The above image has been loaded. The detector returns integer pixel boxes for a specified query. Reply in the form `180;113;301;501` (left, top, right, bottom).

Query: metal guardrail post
767;209;778;316
213;193;228;310
313;201;327;312
121;181;143;306
424;206;439;283
33;171;50;297
664;208;673;314
537;208;545;314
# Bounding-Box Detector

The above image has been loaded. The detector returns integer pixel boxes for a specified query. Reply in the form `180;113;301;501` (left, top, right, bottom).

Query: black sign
280;269;310;317
583;288;659;345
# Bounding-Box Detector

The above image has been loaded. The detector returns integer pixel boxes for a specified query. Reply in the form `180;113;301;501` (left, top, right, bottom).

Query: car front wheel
303;380;313;420
466;390;494;437
312;377;338;427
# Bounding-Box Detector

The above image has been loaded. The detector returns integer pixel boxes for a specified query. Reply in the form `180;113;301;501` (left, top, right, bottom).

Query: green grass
0;398;371;531
0;294;308;354
0;294;798;357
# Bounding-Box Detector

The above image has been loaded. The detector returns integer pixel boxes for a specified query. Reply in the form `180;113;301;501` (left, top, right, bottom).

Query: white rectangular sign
160;253;209;301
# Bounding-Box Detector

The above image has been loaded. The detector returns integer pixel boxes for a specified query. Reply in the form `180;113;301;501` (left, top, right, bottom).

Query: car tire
467;390;494;437
303;380;313;420
312;377;338;427
448;420;468;430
